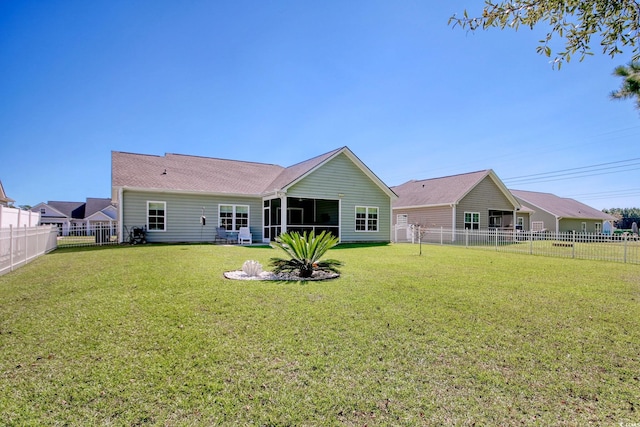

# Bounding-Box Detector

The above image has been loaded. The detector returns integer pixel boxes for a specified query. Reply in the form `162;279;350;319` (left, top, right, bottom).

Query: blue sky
1;1;638;210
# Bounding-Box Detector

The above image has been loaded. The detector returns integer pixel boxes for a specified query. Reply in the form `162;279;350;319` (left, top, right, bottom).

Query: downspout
118;187;124;243
451;203;457;242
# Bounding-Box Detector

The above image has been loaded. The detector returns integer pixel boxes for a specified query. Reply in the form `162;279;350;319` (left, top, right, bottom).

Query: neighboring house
391;170;522;240
510;189;615;234
0;180;15;207
32;198;116;235
111;147;397;244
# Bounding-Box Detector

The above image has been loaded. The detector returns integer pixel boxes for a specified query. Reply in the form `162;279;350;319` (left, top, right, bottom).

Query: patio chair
215;226;233;244
237;226;252;245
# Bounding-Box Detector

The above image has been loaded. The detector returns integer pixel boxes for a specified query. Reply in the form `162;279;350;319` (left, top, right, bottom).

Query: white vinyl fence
0;205;40;228
396;226;640;265
0;225;58;276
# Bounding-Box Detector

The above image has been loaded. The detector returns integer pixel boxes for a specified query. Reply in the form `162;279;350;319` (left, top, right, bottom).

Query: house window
581;222;587;233
464;212;479;230
532;221;544;232
147;201;166;231
40;208;46;214
219;204;249;231
595;223;601;233
517;217;524;229
356;206;378;232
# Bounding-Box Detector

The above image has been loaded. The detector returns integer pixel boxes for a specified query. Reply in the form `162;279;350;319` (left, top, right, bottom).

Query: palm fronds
269;230;342;278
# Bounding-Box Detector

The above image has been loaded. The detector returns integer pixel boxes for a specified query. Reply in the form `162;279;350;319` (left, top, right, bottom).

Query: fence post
495;229;498;251
440;227;443;245
529;230;533;255
572;230;576;259
465;229;469;248
9;224;13;272
24;225;28;266
624;233;628;263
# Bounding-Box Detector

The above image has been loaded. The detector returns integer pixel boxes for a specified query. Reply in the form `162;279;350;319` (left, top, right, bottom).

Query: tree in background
449;1;640;109
603;207;640;229
611;61;640;109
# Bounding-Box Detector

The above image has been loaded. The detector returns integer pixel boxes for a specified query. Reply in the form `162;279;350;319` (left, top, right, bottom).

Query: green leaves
269;230;342;278
610;61;640;110
449;1;640;68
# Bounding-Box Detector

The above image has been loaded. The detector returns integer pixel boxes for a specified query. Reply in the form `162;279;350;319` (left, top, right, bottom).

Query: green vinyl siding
122;190;262;243
287;152;392;242
560;219;603;233
456;176;516;230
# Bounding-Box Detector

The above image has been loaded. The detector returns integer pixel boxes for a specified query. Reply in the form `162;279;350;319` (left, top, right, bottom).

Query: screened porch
263;197;339;242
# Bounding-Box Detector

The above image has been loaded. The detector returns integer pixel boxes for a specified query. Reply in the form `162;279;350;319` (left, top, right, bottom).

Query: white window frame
464;212;480;230
595;223;601;233
517;217;524;227
532;221;544;232
355;206;379;232
147;201;166;232
397;214;408;226
218;204;250;231
581;222;587;233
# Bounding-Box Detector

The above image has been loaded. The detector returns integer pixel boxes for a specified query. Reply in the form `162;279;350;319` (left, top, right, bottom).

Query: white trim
355;206;379;232
147;201;167;232
120;186;260;198
279;147;397;200
118;188;123;242
464;211;480;230
218;203;250;231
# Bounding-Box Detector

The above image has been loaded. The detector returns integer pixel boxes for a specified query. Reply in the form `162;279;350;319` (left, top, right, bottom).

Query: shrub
269;230;342;278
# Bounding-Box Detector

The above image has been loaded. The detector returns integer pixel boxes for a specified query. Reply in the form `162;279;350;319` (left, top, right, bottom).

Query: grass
0;243;638;426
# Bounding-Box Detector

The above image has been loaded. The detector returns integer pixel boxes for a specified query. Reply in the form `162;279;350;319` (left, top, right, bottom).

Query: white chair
237;227;252;245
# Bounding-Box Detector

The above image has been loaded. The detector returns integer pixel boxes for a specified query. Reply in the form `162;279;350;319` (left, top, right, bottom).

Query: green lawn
0;243;638;425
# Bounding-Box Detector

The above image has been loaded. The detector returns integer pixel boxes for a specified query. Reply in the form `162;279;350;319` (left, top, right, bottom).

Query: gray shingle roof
392;170;496;208
84;198;114;217
112;152;285;195
510;189;615;220
112;147;382;197
46;201;86;219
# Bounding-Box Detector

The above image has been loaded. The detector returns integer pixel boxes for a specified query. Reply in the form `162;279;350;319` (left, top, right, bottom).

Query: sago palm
269;230;342;278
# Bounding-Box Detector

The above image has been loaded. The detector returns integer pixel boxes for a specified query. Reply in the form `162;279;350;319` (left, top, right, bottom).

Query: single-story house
111;147;397;244
391;169;522;241
0;180;15;207
32;198;117;235
510;189;616;234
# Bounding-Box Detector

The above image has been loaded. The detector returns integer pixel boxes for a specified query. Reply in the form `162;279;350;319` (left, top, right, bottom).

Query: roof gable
392;170;516;208
510;189;615;220
0;180;15;205
46;201;86;219
84;198;114;218
112;147;395;199
266;147;344;192
267;147;396;199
